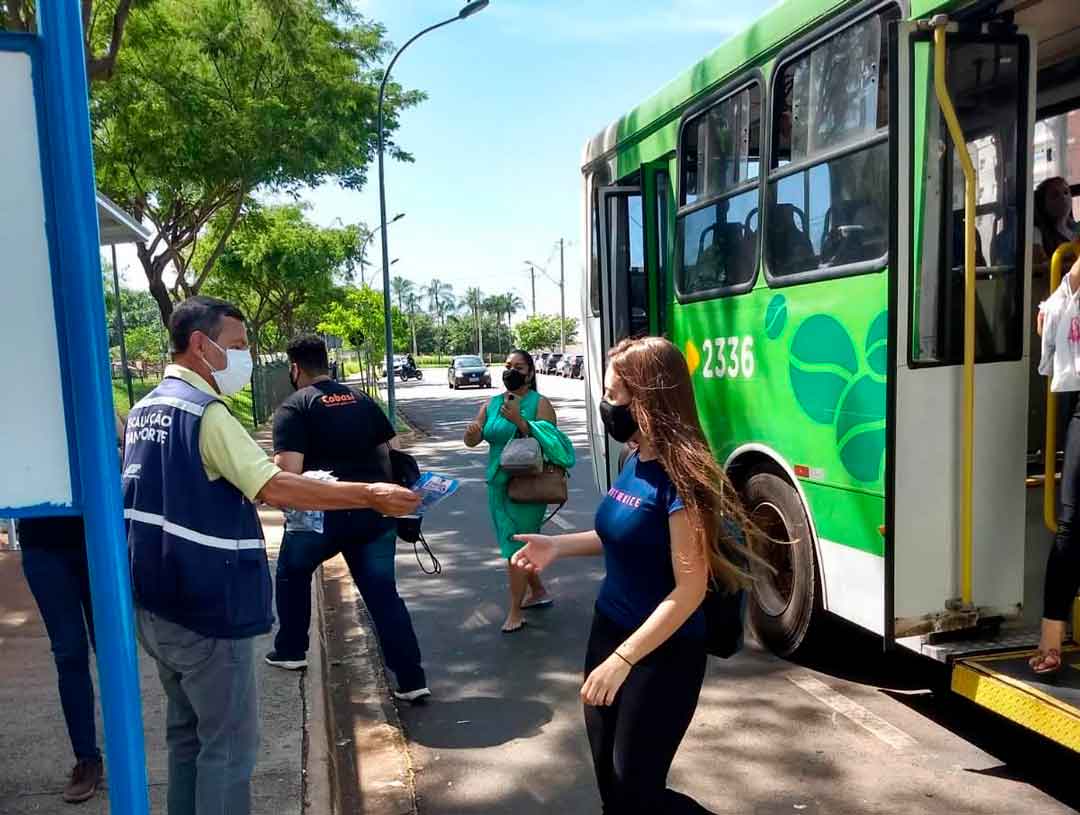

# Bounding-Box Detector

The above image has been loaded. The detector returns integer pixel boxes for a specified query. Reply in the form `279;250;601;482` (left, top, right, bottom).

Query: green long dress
484;390;548;559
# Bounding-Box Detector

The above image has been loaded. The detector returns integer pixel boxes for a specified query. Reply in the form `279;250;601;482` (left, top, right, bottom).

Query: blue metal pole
35;3;149;814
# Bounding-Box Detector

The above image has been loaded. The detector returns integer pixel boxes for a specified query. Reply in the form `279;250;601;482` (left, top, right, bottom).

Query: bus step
952;647;1080;752
927;616;1003;645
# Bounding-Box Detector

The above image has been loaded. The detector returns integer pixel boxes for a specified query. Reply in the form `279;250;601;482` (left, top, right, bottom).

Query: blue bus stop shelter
0;4;150;813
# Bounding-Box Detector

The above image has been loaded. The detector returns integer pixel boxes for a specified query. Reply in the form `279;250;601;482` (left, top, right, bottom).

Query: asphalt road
385;370;1079;815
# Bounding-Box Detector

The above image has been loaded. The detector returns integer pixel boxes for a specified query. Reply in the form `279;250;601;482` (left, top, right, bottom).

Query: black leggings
1047;406;1080;621
583;612;714;815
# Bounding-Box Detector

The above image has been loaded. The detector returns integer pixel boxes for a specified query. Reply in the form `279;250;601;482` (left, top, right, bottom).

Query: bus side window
765;7;897;280
676;83;762;297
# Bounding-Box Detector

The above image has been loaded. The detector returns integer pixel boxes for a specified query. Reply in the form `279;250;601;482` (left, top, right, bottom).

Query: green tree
2;0;140;82
503;291;525;330
318;284;407;369
391;276;415;311
103;272;162;345
425;278;455;325
462;287;485;356
93;0;422;325
513;314;560;352
202;205;359;353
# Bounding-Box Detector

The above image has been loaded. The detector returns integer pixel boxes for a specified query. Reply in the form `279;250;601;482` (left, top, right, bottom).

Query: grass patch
112;375;255;433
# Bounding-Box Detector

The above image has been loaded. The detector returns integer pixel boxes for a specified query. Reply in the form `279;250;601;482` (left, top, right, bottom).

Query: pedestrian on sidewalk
266;334;430;702
512;336;757;814
124;297;419;815
16;413;126;804
464;349;561;633
17;516;103;803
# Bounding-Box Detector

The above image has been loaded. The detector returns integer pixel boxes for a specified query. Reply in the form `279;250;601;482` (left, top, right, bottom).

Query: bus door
889;20;1033;642
590;184;646;490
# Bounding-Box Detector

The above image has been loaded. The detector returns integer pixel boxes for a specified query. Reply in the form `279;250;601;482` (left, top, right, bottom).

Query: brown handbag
508;462;568;505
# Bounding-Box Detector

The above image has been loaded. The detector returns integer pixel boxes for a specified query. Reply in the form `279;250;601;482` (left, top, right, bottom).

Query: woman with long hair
1033;176;1080;265
464;349;559;633
512;336;755;814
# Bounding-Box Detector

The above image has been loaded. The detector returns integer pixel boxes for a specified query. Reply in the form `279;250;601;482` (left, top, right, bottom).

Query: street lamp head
459;0;489;19
391;212;406;224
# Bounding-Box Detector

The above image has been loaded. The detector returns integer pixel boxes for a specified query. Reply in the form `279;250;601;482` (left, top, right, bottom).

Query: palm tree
391;276;415;311
425;279;455;325
504;291;525;332
488;295;507;354
463;287;485;357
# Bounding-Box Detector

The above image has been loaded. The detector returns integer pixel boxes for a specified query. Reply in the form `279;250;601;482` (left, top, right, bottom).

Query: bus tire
741;470;819;658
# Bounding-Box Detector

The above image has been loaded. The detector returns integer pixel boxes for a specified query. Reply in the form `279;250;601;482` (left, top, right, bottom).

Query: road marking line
787;671;917;750
547;514;574;531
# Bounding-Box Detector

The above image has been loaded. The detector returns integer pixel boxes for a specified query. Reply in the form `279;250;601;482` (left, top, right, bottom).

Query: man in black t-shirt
266;335;428;701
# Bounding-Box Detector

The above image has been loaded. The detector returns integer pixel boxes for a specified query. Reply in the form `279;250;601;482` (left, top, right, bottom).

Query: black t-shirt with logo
273;380;396;538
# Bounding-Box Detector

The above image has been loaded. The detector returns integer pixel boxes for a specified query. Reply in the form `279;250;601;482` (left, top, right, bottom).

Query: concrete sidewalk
0;509;318;814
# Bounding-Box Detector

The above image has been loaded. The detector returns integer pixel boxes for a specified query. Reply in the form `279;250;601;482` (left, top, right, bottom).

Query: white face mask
203;336;253;396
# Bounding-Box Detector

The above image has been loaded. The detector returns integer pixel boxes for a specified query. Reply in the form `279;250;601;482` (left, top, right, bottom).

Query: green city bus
581;0;1080;750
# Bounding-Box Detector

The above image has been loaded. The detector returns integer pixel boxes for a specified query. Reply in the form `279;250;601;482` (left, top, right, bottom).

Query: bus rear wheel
741;470;818;658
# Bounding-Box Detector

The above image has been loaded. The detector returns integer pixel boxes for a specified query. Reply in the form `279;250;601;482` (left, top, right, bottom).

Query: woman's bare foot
1030;618;1066;675
501;616;526;633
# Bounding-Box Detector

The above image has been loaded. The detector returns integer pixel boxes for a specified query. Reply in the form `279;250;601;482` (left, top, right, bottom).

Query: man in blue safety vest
122;296;419;815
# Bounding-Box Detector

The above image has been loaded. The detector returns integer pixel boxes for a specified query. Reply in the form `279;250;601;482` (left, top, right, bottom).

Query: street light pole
377;0;489;423
359;212;403;286
559;238;566;353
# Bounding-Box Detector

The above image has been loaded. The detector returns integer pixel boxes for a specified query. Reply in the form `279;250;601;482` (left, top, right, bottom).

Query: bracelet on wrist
614;650;634;668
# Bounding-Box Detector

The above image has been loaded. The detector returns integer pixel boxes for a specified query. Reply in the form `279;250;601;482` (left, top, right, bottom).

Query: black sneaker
63;756;103;803
265;651;307;670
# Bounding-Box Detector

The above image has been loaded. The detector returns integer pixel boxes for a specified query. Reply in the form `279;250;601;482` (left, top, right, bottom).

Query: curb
304;566;337;813
318;555;418;815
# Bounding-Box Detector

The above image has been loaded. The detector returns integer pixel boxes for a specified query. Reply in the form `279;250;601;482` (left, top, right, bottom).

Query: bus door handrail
1043;241;1080;533
931;16;975;608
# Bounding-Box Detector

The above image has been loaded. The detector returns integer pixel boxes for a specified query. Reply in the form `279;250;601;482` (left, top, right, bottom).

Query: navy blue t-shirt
594;452;705;640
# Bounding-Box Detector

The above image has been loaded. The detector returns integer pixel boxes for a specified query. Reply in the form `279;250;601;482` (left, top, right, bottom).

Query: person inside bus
1033;176;1080;267
510;336;763;815
1032;252;1080;675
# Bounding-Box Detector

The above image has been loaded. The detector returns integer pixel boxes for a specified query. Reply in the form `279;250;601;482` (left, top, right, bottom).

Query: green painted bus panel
802;480;886;556
671;271;889;504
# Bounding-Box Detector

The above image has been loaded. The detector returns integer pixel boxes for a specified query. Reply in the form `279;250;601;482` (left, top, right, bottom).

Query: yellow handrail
1044;241;1080;533
932;20;975;607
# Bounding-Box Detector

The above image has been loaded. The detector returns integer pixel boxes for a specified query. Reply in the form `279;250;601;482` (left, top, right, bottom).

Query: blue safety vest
122;376;272;639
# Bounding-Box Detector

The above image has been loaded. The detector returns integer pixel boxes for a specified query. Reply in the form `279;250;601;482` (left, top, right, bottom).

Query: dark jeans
583;612;714;815
136;608;258;815
275;528;426;690
1046;407;1080;621
21;544;100;762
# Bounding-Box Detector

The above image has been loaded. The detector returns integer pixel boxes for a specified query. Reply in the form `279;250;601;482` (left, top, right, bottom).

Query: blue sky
115;0;767;322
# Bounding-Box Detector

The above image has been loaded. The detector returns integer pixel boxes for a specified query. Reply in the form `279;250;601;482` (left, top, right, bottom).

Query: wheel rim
749;500;795;617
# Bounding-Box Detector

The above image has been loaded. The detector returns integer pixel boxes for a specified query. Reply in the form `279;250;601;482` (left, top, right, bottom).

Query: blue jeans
21;544;100;762
275;528;426;691
136;608;258;815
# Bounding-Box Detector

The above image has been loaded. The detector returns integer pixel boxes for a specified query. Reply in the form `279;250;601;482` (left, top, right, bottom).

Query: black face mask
599;399;638;444
503;368;527;392
289;366;299;391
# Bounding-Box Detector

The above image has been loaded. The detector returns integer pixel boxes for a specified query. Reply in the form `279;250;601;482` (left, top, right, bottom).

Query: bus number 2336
702;336;755;379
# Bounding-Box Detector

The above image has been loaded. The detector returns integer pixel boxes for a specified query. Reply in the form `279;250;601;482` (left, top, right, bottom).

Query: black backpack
703;586;746;658
704;521;748;658
389;449;440;575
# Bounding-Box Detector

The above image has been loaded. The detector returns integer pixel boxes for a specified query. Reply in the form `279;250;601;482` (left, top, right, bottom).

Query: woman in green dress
464;350;558;632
